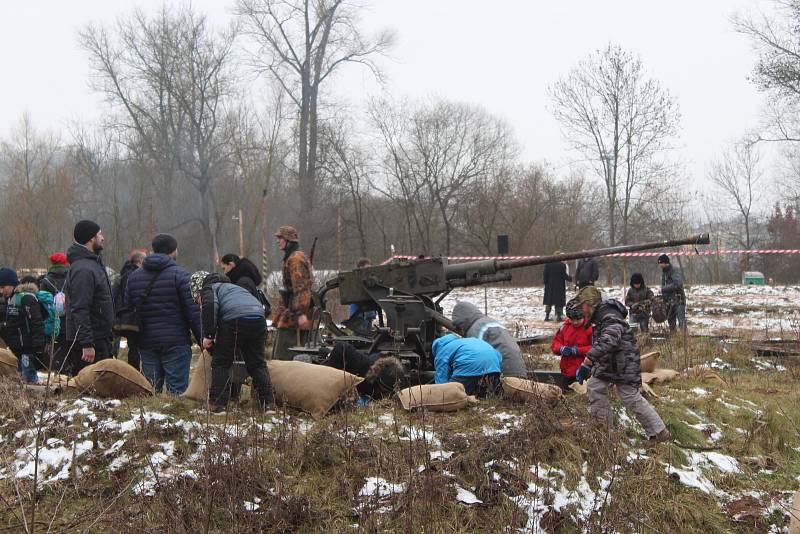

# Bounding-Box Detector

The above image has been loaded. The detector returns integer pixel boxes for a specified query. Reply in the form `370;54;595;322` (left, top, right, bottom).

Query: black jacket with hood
586;299;641;386
65;243;114;348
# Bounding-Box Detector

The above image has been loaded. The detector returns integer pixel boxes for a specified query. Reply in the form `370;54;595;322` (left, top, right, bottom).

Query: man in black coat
64;220;114;376
112;249;146;369
126;234;201;395
542;256;571;322
220;254;263;296
575;257;599;289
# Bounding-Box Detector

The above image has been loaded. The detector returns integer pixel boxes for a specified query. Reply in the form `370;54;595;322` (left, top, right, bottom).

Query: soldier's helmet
274;225;299;242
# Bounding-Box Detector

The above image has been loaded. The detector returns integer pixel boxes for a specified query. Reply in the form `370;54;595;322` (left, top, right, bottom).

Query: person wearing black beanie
625;273;654;332
658;254;686;333
657;254;670;265
73;220;104;252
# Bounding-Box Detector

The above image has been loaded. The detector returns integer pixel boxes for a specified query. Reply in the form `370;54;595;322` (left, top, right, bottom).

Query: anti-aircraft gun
297;234;711;381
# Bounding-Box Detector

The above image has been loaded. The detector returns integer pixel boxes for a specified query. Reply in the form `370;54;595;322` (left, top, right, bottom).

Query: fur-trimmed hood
14;282;39;295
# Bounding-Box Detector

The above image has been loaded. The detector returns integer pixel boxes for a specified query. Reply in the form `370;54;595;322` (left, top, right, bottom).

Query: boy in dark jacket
550;299;593;386
39;253;69;369
191;271;273;413
320;341;404;399
574;286;670;446
0;268;43;383
624;273;654;333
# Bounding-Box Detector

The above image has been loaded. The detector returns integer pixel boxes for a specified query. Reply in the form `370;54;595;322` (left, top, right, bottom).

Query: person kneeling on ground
320;341;404;400
574;286;671;446
624;273;654;333
0;268;44;383
432;333;502;398
550;298;592;387
451;301;528;379
191;271;274;413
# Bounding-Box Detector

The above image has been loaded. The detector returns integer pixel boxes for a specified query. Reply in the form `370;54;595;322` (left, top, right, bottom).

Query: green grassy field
0;336;798;533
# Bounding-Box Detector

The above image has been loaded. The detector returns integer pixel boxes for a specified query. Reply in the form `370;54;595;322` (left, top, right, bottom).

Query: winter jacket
65;243;114;348
227;257;263;290
575;258;599;288
125;253;201;349
624;285;654;316
543;262;571;306
273;243;314;329
112;261;139;313
660;265;686;304
451;301;528;378
39;264;68;339
200;282;265;339
2;284;45;355
586;300;641;386
550;319;593;379
432;333;502;384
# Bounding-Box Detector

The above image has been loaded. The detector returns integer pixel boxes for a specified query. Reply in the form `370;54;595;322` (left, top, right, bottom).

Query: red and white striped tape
382;249;800;264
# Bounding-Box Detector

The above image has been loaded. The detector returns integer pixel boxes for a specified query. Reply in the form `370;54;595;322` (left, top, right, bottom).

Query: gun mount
297;234;711;382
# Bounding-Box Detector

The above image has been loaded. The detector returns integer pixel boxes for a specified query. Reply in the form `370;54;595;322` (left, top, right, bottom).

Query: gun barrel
495;233;710;271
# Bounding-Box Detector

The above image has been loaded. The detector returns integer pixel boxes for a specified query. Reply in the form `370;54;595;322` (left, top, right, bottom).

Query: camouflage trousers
586;377;666;438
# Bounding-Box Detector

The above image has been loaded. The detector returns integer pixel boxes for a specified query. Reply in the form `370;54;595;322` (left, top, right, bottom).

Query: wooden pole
238;208;244;258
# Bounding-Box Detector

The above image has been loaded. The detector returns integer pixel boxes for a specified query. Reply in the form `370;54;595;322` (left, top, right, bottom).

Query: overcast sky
0;0;776;205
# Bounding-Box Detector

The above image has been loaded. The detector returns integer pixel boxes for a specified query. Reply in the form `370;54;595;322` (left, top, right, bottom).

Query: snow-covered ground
440;285;800;338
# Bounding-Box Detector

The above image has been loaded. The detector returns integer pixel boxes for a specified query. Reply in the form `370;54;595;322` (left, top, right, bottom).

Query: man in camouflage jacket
272;225;314;360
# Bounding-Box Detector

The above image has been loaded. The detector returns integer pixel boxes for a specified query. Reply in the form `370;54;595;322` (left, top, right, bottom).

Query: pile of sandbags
182;351;212;402
72;359;153;398
501;377;562;406
396;382;476;412
267;360;362;419
641;369;681;385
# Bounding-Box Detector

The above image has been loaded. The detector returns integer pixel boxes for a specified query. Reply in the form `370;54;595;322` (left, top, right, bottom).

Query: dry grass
0;335;798;532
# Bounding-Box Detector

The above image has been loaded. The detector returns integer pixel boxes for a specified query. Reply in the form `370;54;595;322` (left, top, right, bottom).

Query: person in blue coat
432;333;502;398
126;234;201;395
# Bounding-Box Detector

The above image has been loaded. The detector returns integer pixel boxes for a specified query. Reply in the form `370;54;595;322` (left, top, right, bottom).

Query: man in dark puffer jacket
126;234;201;395
574;286;670;446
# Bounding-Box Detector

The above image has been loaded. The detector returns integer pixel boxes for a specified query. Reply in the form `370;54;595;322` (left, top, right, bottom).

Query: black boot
249;365;275;411
209;366;232;412
544;313;552;322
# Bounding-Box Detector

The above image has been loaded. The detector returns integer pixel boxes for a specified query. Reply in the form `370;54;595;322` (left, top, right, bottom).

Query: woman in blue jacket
432;334;502;398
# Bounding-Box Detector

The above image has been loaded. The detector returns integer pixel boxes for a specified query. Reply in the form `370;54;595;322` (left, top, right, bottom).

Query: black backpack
256;288;271;317
112;270;162;340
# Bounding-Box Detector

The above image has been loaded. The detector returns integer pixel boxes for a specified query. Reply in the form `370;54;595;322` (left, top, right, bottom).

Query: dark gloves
576;362;592;384
559;346;574;357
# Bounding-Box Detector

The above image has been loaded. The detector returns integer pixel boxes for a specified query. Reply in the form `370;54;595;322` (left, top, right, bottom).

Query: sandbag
649;368;680;384
0;349;18;378
682;365;727;386
640;382;658;398
182;351;212;402
396;382;476;412
790;490;800;534
640;351;660;373
501;377;562;406
74;359;153;398
641;372;657;384
267;360;363;419
569;381;587;395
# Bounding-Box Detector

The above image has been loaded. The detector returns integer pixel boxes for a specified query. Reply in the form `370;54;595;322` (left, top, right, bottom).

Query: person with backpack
112;249;146;369
39;252;69;370
625;273;654;333
190;271;274;413
126;234;201;396
0;268;44;383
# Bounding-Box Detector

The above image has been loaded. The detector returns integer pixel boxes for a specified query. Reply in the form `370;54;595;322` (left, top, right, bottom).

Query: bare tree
370;98;515;255
549;44;681;261
236;0;394;229
80;5;237;266
708;142;764;269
